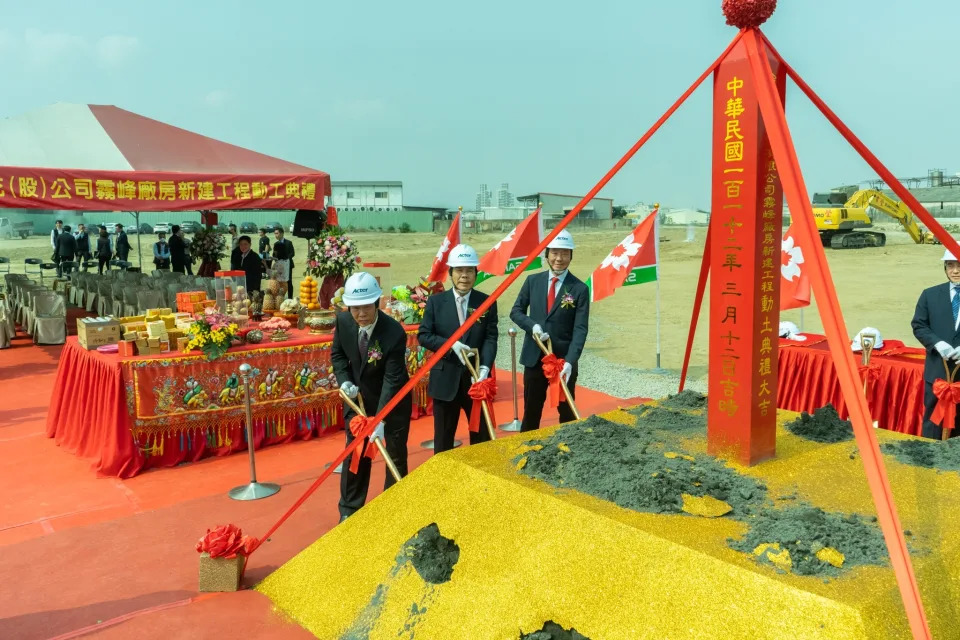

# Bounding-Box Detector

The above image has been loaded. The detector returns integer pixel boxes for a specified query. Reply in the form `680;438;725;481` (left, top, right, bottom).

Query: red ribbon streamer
931;379;960;430
467;378;498;433
195;524;257;559
541;354;567;407
347;415;378;473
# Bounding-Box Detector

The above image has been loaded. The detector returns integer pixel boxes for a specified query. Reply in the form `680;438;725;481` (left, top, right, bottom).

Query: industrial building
516;191;614;224
330;180;403;212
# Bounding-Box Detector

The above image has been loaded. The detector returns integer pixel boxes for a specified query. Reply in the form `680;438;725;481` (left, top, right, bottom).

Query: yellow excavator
812;188;939;249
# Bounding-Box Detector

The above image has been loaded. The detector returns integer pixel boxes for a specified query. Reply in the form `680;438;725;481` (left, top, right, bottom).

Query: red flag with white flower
428;212;461;283
475;207;543;283
587;211;658;302
780;225;811;310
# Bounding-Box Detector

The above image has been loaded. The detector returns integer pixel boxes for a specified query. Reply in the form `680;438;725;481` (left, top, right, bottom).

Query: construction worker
418;244;499;453
912;248;960;439
510;229;590;431
331;272;412;521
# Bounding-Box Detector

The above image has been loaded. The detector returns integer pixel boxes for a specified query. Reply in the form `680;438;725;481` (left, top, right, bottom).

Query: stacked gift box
176;291;216;314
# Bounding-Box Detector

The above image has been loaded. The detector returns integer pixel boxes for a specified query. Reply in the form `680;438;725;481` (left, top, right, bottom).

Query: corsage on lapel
560;289;576;310
466;307;487;323
367;340;383;365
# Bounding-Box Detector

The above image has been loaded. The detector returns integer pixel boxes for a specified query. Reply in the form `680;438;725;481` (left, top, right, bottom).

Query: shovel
940;358;960;441
532;334;581;421
461;347;497;441
339;388;402;483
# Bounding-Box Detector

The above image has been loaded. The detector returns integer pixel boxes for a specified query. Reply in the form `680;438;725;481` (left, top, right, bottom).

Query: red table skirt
777;338;925;436
46;327;432;478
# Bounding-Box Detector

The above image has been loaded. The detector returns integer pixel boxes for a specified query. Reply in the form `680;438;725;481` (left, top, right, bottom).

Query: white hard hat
778;321;800;338
341;272;382;306
546;230;575;250
942;249;957;261
447;244;480;267
851;327;884;352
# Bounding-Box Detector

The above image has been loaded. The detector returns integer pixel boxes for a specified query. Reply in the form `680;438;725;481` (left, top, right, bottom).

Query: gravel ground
491;321;707;401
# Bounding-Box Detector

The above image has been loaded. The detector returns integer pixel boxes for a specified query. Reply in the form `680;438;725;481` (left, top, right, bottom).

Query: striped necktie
953;287;960;325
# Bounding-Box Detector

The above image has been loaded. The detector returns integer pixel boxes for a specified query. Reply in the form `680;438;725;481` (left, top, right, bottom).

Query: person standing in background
153;232;171;271
57;225;78;276
95;227;112;275
230;235;263;294
114;224;131;262
274;227;295;299
74;224;91;269
169;225;188;274
228;224;240;251
51;219;64;276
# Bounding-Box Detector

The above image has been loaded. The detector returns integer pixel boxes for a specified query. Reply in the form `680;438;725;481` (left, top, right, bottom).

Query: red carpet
0;327;646;640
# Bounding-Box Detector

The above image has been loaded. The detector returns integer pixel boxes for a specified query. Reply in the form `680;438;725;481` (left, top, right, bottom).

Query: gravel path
492;323;707;401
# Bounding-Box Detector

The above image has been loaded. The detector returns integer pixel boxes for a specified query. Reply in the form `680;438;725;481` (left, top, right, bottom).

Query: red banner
707;38;785;465
0;167;331;211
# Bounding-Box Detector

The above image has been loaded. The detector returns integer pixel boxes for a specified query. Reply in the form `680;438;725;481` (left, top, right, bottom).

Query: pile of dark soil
520;621;590;640
785;405;854;443
729;505;888;576
881;438;960;472
628;405;706;434
516;416;766;518
399;523;460;584
658;390;707;411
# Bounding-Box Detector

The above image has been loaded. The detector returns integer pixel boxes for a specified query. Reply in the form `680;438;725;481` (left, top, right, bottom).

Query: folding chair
39;262;58;284
0;297;11;348
21;285;45;332
0;257;10;281
97;280;114;316
122;287;142;317
111;282;125;317
24;258;42;278
32;291;66;345
137;289;163;314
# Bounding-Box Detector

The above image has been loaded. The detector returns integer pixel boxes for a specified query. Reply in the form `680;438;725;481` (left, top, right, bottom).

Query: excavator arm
861;191;926;244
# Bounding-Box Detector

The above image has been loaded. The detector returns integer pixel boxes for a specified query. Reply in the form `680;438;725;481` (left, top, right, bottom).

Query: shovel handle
338;388;402;482
462;348;497;440
532;334;580;420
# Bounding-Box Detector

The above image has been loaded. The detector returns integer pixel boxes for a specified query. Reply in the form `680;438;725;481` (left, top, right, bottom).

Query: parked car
239;222;258;233
106;222;121;234
0;217;33;239
125;224;138;234
215;223;229;233
180;221;202;234
153;222;171;234
263;221;284;232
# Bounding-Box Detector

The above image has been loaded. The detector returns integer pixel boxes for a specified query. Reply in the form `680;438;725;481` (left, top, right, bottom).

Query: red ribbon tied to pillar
467;378;498;433
858;364;881;384
541;353;567;407
931;379;960;430
348;415;378;473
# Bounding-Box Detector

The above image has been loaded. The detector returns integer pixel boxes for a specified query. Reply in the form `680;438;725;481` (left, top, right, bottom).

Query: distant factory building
516;192;614;224
331;181;403;212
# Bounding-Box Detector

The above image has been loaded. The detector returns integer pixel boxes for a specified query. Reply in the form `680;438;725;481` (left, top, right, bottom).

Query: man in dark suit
510;230;589;431
51;219;64;276
274;227;295;299
418;244;499;452
56;225;78;276
911;249;960;439
169;225;188;273
114;224;131;262
331;271;412;521
230;235;263;294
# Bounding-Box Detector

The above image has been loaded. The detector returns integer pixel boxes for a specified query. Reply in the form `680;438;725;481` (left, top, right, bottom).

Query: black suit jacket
912;282;960;383
57;233;77;258
169;234;188;269
331;310;412;425
418;288;498;402
510;270;590;368
230;248;263;292
115;232;130;260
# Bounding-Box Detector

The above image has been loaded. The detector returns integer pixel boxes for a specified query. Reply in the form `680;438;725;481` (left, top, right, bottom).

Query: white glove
477;366;490;382
532;324;549;342
935;341;953;358
451;341;469;364
339;381;359;398
561;362;572;383
368;420;385;442
949;346;960;362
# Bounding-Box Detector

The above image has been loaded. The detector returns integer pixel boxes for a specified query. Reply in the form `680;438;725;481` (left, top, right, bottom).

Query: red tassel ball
722;0;777;29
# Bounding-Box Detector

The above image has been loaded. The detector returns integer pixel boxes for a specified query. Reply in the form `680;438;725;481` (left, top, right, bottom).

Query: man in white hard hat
911;248;960;439
510;229;589;431
331;271;412;520
418;243;499;452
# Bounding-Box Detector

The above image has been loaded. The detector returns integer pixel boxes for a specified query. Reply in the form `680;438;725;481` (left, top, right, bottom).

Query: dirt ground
1;222;944;375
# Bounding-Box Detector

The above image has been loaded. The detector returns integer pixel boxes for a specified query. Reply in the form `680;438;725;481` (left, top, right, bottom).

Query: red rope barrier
244;28;746;561
678;222;711;392
744;29;930;639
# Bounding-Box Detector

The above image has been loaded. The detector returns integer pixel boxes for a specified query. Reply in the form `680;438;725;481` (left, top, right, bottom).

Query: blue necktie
953;288;960;325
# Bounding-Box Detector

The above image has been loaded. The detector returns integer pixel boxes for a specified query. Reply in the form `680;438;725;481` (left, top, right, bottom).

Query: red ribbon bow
858;364;881;383
348;416;378;473
931;379;960;431
467;378;498;433
541;353;567;407
195;524;257;559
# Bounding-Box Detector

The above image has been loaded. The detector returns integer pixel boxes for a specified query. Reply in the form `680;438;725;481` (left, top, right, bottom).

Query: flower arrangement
332;287;346;311
192;228;227;265
388;277;444;324
187;308;239;360
305;226;362;278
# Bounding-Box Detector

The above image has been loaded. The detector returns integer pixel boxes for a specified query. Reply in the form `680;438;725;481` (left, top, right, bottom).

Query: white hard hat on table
546;230;575;250
943;249;958;261
851;327;884;352
341;272;382;306
447;244;480;267
778;321;805;341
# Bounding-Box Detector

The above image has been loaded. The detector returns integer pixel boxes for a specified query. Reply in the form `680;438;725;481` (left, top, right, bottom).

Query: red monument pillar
707;38;786;465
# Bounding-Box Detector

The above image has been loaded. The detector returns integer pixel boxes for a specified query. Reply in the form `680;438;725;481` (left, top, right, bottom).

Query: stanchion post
228;363;281;500
499;326;522;431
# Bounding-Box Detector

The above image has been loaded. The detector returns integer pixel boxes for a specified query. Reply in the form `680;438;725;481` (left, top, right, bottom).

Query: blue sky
1;1;957;210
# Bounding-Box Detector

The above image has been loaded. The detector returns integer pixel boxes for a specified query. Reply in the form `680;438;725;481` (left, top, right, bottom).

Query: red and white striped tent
0;103;330;212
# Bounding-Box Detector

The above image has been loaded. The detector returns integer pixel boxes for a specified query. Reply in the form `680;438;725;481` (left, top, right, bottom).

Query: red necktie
547;276;558;310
